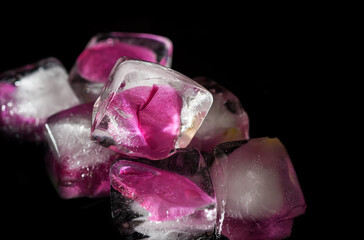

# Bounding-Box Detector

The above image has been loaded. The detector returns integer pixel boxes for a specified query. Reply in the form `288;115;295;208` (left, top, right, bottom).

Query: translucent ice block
0;57;80;141
69;32;173;102
188;77;249;153
210;137;306;240
110;149;216;240
91;60;213;160
44;103;121;199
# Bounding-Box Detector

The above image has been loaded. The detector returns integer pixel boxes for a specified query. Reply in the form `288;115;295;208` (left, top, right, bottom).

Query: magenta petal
0;82;16;96
138;85;183;159
69;32;173;103
111;160;214;221
107;84;182;159
77;41;156;83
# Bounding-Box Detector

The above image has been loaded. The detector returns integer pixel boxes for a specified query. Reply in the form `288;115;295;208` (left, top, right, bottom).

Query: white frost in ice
130;202;216;240
48;116;116;170
223;150;284;219
13;65;79;118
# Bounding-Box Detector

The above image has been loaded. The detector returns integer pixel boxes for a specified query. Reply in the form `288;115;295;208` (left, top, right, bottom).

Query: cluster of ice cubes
0;32;306;240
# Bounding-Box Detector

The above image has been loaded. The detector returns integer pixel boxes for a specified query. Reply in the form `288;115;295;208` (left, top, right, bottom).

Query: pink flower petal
107;84;182;159
111;160;214;221
77;41;156;83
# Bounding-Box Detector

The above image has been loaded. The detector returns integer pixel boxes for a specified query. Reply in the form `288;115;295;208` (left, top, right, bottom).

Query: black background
0;4;346;240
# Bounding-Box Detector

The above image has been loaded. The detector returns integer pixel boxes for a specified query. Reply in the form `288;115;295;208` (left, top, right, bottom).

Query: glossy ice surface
110;149;216;239
77;41;156;84
210;137;306;240
105;84;182;159
69;32;173;102
188;77;249;153
111;160;214;221
44;103;120;198
91;60;213;160
0;58;79;141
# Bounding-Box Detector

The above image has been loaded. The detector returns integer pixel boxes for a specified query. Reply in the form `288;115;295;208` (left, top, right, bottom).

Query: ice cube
44;103;121;199
188;77;249;153
69;32;173;102
110;149;216;239
91;60;213;160
0;57;80;141
210;137;306;240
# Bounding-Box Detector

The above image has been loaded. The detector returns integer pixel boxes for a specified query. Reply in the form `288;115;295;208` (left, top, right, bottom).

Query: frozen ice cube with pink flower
210;137;306;240
110;149;216;239
44;103;121;198
0;57;79;141
69;32;173;102
91;59;213;160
